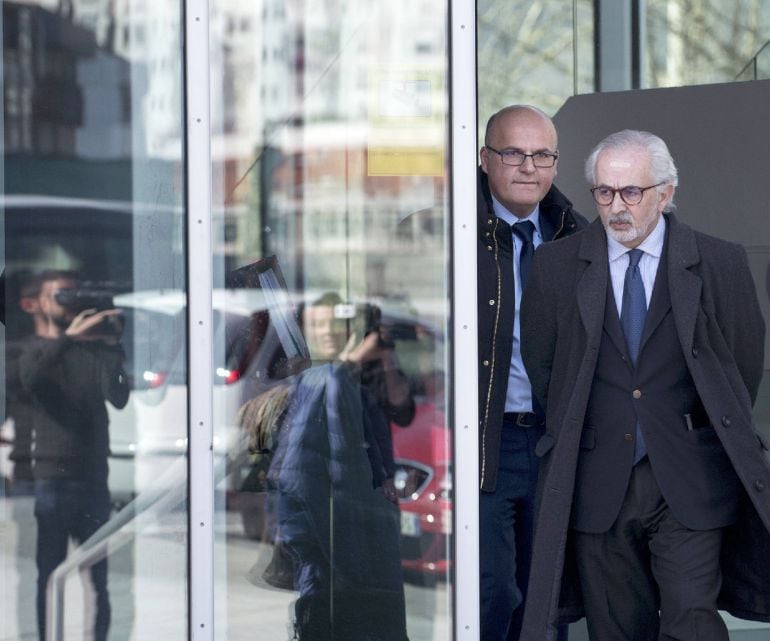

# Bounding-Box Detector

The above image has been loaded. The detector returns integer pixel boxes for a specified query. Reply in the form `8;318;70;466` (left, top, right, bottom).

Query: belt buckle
516;412;534;427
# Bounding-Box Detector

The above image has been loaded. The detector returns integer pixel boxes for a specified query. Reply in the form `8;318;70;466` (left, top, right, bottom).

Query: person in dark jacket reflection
15;270;129;641
269;292;413;641
302;292;416;498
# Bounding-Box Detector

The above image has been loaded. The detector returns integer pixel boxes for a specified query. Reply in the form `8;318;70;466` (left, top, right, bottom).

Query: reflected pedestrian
17;270;129;641
268;292;412;641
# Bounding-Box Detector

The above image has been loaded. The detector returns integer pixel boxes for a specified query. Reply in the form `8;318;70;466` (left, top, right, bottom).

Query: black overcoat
519;214;770;640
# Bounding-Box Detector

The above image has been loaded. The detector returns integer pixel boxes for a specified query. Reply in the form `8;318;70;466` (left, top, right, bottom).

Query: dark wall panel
553;79;770;249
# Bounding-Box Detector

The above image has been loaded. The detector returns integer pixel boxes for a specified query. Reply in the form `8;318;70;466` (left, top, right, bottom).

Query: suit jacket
519;213;770;640
573;226;741;533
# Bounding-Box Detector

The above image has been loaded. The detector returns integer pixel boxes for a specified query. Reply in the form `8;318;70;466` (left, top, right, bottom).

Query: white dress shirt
607;214;667;317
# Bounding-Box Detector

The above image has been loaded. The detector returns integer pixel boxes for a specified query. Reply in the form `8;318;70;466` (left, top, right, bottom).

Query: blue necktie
621;248;647;463
513;220;544;417
513;220;536;290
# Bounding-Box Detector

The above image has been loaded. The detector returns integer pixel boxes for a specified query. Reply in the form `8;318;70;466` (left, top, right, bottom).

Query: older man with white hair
519;129;770;641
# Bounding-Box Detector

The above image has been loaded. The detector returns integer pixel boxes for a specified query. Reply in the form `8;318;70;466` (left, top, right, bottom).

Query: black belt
503;412;544;428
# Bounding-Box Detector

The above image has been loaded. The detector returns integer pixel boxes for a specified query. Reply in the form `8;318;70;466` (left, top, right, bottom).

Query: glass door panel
1;1;188;639
209;1;453;640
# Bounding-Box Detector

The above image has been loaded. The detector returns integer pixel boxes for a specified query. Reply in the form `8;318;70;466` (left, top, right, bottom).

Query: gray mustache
608;212;632;224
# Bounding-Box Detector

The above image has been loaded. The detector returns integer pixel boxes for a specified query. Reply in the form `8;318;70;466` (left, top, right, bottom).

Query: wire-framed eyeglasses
590;183;664;206
485;146;558;168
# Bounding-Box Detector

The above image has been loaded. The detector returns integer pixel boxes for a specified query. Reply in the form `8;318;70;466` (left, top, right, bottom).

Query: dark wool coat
519;214;770;640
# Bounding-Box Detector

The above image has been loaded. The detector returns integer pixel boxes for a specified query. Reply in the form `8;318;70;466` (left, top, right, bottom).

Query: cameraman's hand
65;308;123;344
340;330;391;365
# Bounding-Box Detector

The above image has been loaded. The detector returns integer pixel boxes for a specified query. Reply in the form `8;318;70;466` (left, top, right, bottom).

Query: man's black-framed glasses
485;145;558;168
590;183;664;206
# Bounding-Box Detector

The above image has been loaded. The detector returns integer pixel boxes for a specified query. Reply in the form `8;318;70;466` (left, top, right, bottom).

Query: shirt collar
491;195;541;236
607;213;666;263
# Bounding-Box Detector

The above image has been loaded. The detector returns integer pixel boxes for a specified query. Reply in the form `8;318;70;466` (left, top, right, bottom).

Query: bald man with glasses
477;105;587;641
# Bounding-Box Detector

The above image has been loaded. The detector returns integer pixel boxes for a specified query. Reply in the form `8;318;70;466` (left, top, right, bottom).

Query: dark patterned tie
513;220;536;290
513;220;543;416
621;248;647;463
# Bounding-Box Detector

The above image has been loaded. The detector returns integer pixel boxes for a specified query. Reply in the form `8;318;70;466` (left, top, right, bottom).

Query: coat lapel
665;214;702;354
577;220;610;348
603;276;630;362
638;221;672;353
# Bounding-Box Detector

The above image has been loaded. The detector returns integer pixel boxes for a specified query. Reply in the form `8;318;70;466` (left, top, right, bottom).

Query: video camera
333;302;417;348
54;285;123;336
54;287;116;313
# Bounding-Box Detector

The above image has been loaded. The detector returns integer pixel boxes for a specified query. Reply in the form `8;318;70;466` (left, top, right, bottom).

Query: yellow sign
368;146;444;177
368;69;446;176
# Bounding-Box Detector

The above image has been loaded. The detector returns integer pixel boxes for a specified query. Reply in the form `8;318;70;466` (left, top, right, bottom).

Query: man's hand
64;308;123;343
340;330;391;365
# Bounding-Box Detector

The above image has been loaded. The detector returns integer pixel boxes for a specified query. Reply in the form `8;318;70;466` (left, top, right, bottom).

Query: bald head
481;105;559;217
484;105;557;150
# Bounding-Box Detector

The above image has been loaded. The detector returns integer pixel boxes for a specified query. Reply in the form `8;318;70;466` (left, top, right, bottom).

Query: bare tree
645;0;768;85
477;0;593;122
477;0;769;128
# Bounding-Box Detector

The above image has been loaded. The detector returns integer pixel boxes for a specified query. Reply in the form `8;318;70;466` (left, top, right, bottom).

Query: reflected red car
391;400;451;578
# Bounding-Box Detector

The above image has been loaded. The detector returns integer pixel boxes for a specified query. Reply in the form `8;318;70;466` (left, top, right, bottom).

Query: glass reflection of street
0;507;448;641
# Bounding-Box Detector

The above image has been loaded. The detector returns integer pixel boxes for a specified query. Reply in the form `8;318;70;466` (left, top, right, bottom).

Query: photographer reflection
270;292;413;641
303;293;416;498
17;270;129;641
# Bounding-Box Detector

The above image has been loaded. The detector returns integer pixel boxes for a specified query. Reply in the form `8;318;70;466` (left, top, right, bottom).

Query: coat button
489;299;495;305
756;480;766;492
721;415;731;427
632;389;642;399
692;346;699;357
482;360;490;367
486;231;491;237
487;245;493;251
487;219;493;224
624;433;633;441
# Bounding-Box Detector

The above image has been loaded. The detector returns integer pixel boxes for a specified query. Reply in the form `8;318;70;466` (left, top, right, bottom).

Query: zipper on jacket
480;207;569;488
553;209;567;240
480;216;502;488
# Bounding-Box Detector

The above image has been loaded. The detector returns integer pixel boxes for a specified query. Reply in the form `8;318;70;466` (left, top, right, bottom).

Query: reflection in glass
2;2;186;640
477;0;595;121
12;270;129;641
256;292;412;640
211;1;452;639
644;0;770;88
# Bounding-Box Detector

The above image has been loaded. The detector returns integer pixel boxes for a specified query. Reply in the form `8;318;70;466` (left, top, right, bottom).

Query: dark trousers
34;479;111;641
481;422;566;641
573;458;727;641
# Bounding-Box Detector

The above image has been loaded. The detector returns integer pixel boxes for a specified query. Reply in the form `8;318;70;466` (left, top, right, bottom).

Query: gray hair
585;129;678;208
